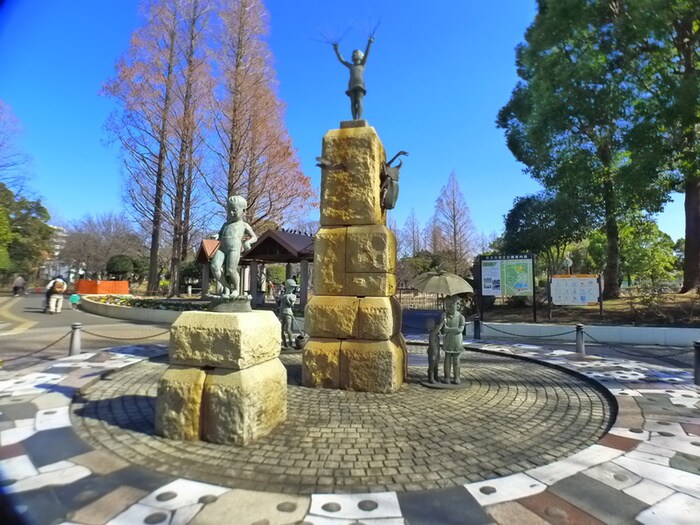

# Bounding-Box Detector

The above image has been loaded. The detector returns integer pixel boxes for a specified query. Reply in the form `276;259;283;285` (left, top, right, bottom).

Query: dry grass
480;292;700;327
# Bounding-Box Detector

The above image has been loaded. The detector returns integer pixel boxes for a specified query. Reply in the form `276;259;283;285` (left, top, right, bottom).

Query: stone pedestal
156;310;286;444
302;124;406;393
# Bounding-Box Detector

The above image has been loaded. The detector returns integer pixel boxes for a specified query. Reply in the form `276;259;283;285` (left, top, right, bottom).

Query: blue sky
0;0;685;241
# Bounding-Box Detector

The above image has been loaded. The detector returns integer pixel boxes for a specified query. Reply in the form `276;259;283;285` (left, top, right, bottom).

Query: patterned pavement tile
396;487;491;525
527;444;624;485
23;427;92;468
6;463;91;493
190;488;309;525
596;433;641;451
465;473;546;506
308;491;401;520
519;490;605;525
582;461;641;491
10;487;68;525
613;456;700;498
623;478;676;505
139;478;230;511
104;502;172;525
549;473;648;523
69;450;130;476
636;492;700;525
71;486;149;525
486;501;549;525
0;454;37;481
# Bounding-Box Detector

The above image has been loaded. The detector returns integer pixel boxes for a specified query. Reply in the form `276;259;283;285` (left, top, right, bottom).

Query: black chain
480;322;577;339
582;330;695;358
80;328;170;341
3;331;71;362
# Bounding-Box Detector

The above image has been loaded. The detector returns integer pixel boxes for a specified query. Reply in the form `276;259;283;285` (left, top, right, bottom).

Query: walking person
45;275;67;314
12;275;26;296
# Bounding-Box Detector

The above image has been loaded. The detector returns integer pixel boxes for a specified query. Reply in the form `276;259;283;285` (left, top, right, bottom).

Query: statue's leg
225;253;241;296
442;354;450;383
210;251;227;294
453;357;461;385
356;96;363;120
434;351;440;381
427;354;434;383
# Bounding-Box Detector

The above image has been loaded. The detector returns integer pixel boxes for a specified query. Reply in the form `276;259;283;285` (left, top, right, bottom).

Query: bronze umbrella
410;270;474;296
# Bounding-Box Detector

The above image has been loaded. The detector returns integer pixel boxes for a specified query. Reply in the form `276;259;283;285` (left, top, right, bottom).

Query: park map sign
480;255;534;297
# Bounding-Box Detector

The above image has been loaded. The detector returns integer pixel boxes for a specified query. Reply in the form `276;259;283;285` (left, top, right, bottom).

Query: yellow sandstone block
154;366;206;441
320;126;386;226
346;272;396;297
339;335;405;393
301;338;341;389
305;296;359;339
345;225;396;273
170;311;281;370
357;297;402;340
201;359;287;446
313;227;347;295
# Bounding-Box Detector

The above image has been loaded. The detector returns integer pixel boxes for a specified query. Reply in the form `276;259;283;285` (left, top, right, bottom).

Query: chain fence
2;326;171;365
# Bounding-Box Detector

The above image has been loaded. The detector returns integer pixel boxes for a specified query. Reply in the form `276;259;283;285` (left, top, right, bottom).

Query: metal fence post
473;315;481;340
694;341;700;386
69;323;82;356
576;324;585;357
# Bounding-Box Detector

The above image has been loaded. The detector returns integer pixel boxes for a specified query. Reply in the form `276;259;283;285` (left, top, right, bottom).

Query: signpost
479;254;536;322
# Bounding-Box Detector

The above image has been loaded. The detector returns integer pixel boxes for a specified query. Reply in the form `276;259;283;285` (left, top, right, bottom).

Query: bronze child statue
278;278;298;349
441;296;466;384
426;317;443;384
333;36;374;120
210;195;257;297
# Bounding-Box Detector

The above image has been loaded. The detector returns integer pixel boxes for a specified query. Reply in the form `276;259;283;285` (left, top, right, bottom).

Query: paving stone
613;456;700;498
527;445;624;485
597;433;641;451
669;450;700;475
636;492;700;525
23;427;92;468
622;479;675;505
6;464;91;494
583;461;641;490
486;501;549;525
465;473;546;506
396;486;491;525
139;478;229;511
103;502;172;525
9;487;68;525
549;472;648;523
191;488;308;525
69;450;130;476
519;490;605;525
71;485;148;525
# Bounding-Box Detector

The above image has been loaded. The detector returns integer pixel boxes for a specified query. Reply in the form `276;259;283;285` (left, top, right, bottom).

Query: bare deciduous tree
434;171;476;275
0;100;30;190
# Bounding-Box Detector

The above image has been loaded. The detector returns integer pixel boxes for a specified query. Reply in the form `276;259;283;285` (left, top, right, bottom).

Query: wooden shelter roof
241;229;314;263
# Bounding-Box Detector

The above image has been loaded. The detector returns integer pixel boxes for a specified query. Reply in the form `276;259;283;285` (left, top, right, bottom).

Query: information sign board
480;255;533;297
550;274;600;306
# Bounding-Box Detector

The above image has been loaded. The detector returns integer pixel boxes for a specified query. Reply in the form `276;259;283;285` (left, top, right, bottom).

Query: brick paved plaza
72;347;612;494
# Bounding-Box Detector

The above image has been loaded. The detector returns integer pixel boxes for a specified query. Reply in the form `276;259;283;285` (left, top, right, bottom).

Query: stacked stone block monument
302;122;407;393
155;310;286;445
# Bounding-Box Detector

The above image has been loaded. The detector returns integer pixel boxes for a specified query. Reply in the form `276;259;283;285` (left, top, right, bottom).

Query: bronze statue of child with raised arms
333;36;374;120
210;195;257;297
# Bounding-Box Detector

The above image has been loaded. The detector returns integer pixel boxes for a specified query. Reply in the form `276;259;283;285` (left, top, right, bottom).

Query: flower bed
87;295;209;312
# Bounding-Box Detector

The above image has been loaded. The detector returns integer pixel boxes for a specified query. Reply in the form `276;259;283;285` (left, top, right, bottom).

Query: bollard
187;285;192;296
69;323;82;356
473;315;481;340
575;324;585;357
694;341;700;386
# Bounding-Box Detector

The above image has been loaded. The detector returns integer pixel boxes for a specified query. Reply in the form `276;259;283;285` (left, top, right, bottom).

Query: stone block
313;227;347;295
345;272;396;297
357;296;402;340
320;126;385;226
201;359;287;445
170;311;280;370
304;296;359;339
301;338;341;389
339;335;405;393
154;366;206;441
346;225;396;273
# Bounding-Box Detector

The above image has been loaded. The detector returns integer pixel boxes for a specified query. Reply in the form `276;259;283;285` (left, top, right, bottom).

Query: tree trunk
147;24;177;294
681;176;700;292
602;179;621;298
